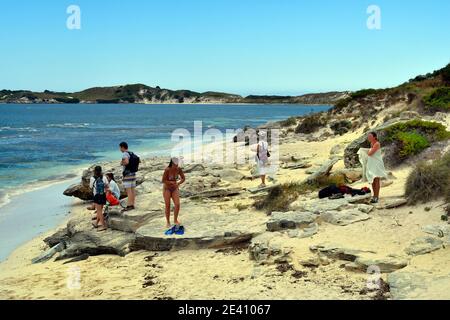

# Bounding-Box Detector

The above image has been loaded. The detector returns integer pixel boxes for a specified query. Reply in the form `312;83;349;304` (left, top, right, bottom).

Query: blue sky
0;0;449;95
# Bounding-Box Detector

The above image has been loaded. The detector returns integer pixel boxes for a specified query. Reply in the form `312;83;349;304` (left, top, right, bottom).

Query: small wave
46;123;91;128
0;126;38;132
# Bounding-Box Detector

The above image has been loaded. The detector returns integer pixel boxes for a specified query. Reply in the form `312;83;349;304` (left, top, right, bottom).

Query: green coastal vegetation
405;151;450;207
384;119;450;159
256;64;450;213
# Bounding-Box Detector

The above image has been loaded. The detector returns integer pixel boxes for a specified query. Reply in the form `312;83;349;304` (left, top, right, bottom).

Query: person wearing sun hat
255;130;271;188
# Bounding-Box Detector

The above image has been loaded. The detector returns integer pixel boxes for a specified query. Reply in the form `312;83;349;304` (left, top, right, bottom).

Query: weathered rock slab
190;187;242;199
321;208;371;226
287;223;319;239
388;271;450;300
249;233;291;264
108;209;161;233
266;211;317;232
352;255;408;273
306;158;340;183
405;236;443;256
309;243;375;262
133;209;266;251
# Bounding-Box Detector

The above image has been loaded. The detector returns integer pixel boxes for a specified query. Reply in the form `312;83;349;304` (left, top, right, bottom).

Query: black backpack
126;151;140;173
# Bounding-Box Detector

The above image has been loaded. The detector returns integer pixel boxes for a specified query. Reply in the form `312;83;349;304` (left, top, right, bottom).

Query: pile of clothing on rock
318;184;371;200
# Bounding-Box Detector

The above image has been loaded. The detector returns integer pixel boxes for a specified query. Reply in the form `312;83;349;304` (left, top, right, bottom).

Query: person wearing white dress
256;131;270;188
357;132;388;203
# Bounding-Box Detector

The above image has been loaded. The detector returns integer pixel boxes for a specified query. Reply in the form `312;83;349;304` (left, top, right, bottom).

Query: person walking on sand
256;131;271;188
90;166;109;232
162;157;185;235
358;132;388;204
119;142;140;212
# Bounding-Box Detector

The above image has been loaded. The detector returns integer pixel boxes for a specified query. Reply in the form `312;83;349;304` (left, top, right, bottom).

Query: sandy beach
1;117;449;300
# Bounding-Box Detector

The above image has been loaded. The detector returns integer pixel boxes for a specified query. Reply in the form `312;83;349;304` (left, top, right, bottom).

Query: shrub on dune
405;152;450;205
295;113;327;134
254;183;313;213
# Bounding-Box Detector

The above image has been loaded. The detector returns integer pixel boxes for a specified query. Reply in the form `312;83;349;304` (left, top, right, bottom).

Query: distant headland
0;84;349;105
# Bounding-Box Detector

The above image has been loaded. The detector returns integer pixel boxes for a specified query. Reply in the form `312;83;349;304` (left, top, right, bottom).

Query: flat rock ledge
309;243;408;273
266;211;317;232
132;210;267;251
133;227;255;251
405;236;444;256
388;271;450;300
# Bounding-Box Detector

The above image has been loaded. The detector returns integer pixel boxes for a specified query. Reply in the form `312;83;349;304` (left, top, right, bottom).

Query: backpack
126;151;140;173
95;176;105;195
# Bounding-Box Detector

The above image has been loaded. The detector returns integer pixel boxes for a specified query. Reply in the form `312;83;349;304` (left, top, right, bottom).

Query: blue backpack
95;177;105;195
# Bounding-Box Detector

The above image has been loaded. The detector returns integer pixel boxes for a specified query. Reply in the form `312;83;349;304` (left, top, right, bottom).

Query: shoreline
0;130;238;262
0;102;334;106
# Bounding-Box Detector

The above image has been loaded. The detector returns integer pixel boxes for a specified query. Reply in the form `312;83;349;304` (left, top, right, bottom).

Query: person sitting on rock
366;132;388;203
162;157;185;235
106;173;120;200
90;166;109;232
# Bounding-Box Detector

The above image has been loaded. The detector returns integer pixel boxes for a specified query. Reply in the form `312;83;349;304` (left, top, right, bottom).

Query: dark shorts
93;193;107;205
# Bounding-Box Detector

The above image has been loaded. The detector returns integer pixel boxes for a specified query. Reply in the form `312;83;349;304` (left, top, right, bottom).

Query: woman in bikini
162;157;185;234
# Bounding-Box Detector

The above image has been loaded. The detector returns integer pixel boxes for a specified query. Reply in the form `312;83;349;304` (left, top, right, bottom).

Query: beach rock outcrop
350;255;408;273
388;271;450;300
321;207;371;226
266;211;317;232
309;243;375;262
290;195;372;213
310;243;407;273
306;157;340;184
108;209;161;233
248;233;291;264
132;205;266;252
405;236;443;256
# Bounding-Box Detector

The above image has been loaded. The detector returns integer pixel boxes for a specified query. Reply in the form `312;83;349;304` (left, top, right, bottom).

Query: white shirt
89;176;109;196
108;180;121;199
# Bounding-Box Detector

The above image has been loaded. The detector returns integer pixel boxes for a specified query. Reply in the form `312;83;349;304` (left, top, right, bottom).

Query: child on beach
162;157;185;235
90;166;109;232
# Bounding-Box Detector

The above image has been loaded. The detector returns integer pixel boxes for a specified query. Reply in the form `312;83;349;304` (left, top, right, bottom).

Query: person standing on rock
365;132;388;203
120;142;140;212
162;157;185;235
255;131;271;188
90;166;109;232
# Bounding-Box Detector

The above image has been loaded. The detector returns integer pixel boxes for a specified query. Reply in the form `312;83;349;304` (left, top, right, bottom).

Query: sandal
92;222;99;228
174;225;185;235
97;225;107;232
165;225;176;235
121;205;135;213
